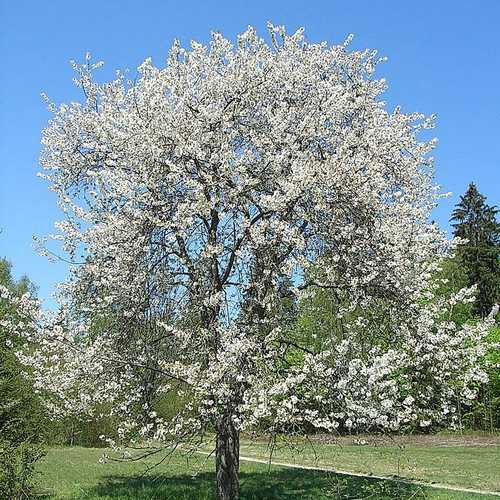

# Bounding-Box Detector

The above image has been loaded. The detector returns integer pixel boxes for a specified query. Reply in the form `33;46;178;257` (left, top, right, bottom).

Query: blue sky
1;0;499;308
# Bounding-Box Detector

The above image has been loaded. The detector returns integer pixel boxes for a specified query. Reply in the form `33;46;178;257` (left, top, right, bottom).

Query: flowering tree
2;25;497;499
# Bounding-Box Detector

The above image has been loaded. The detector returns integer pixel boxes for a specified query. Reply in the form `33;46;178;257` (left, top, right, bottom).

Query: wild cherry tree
3;25;497;499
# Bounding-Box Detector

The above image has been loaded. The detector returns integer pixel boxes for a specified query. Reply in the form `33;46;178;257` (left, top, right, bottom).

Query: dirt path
312;433;500;447
244;432;500;447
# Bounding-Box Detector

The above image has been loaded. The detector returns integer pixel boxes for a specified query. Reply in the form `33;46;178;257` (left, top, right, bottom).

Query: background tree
451;182;500;317
4;26;497;500
446;183;500;430
0;258;45;499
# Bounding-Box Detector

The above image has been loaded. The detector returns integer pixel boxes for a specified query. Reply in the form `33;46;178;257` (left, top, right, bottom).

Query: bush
0;440;45;499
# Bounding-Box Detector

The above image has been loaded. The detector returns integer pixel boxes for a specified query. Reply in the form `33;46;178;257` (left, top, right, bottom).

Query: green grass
238;438;500;492
35;446;498;499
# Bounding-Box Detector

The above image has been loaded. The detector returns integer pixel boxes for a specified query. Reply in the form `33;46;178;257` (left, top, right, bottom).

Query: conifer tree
451;183;500;317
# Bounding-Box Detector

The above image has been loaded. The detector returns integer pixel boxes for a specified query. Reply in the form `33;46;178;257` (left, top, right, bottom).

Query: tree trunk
215;417;240;500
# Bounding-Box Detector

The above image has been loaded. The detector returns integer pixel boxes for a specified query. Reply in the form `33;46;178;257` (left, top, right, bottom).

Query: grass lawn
36;445;498;499
238;437;500;492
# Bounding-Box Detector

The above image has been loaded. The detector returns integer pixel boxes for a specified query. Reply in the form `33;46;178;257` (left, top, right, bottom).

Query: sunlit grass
36;445;498;499
238;437;500;492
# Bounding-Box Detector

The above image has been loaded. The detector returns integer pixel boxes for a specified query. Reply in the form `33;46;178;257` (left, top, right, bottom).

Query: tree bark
215;417;240;500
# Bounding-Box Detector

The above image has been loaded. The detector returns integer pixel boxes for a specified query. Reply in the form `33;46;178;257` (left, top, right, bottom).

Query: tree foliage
0;259;41;443
451;182;500;317
0;258;45;499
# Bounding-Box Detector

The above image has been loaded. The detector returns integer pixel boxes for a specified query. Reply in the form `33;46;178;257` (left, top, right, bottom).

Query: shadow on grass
75;468;427;499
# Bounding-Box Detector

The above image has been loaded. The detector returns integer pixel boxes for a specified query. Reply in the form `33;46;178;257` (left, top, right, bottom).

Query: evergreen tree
450;183;500;317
